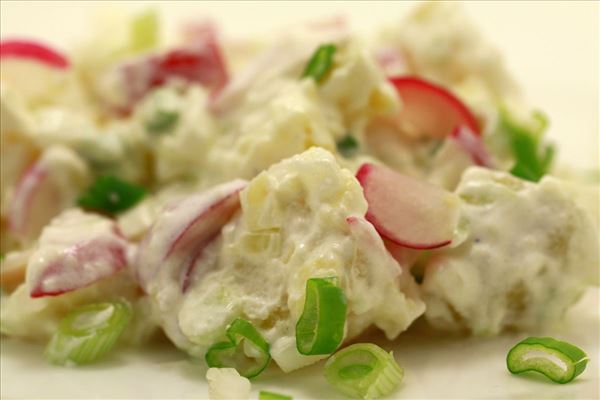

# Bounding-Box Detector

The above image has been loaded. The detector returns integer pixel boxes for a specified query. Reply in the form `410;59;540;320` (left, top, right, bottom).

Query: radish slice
0;39;69;69
389;76;479;138
119;32;228;108
1;39;71;103
135;179;247;292
356;163;460;250
26;210;129;298
450;125;493;167
8;146;90;242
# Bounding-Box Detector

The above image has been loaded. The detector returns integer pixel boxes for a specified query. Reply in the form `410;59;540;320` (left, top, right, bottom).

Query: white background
1;2;599;399
1;1;598;168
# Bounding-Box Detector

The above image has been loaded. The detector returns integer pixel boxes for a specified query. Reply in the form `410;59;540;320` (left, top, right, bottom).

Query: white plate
2;290;598;399
1;2;599;399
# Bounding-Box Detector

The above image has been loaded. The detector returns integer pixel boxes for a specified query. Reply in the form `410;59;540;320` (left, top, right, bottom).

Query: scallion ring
259;390;293;400
205;318;271;378
506;336;589;384
296;277;347;356
325;343;404;399
44;300;132;366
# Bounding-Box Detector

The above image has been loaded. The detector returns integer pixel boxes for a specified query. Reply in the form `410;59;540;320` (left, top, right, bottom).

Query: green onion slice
499;108;554;182
45;300;132;366
506;336;589;384
145;110;179;134
336;134;359;158
325;343;404;399
205;318;271;378
78;175;147;215
130;9;159;53
259;390;293;400
296;277;347;356
302;44;337;83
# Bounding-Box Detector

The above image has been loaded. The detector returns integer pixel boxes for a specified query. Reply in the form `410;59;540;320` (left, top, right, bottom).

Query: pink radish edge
29;239;128;298
175;192;243;293
450;125;493;167
0;39;69;69
165;187;244;260
389;76;480;137
8;162;47;236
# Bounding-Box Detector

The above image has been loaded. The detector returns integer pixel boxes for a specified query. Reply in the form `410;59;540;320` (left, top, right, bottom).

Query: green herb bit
259;390;293;400
78;175;147;215
499;108;554;182
296;277;347;356
325;343;404;399
145;110;179;134
130;9;159;53
302;43;337;83
45;300;132;366
205;318;271;379
507;336;589;384
337;134;360;158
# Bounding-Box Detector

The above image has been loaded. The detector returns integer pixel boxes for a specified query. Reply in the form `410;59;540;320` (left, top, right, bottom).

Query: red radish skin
0;39;69;69
356;163;460;250
26;210;130;298
8;163;59;240
121;30;228;107
169;191;244;293
450;125;493;167
30;238;127;298
135;180;247;292
389;76;479;138
166;190;241;259
8;148;89;242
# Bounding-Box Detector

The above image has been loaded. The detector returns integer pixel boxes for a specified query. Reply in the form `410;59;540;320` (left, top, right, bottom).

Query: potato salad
1;2;598;399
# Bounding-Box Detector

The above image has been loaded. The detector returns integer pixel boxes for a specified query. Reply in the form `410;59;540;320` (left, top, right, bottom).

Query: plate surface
1;2;598;399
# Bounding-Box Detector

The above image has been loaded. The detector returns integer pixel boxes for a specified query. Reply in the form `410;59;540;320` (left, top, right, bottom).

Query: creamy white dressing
140;148;424;370
423;167;599;334
0;3;597;383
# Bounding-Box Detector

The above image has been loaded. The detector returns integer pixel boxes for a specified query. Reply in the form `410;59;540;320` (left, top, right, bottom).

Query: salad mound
0;2;597;399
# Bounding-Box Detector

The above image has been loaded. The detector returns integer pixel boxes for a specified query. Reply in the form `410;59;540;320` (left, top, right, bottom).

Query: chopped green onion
506;336;589;384
78;175;147;215
296;277;347;356
325;343;404;399
45;300;132;366
130;9;159;53
205;318;271;378
302;44;337;83
145;110;179;134
499;108;554;182
259;390;293;400
336;134;360;158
